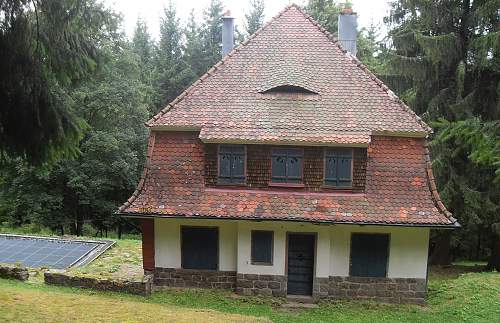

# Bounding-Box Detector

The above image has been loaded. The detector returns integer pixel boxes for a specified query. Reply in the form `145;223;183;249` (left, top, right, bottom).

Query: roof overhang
118;212;460;229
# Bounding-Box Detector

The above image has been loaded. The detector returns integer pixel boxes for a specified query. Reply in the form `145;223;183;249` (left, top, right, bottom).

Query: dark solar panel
0;235;101;269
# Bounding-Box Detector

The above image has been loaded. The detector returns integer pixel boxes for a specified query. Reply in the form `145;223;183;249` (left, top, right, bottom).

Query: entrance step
285;295;318;307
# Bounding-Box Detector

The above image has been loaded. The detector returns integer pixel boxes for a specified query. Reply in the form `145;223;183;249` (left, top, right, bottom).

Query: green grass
69;239;144;281
1;269;498;322
0;279;265;322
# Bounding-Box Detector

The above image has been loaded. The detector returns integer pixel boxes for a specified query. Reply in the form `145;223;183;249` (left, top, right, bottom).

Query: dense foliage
0;0;498;270
386;0;500;269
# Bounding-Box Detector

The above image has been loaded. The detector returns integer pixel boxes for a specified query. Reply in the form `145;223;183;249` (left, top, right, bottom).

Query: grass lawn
1;269;498;322
69;239;144;281
1;237;499;322
0;279;265;323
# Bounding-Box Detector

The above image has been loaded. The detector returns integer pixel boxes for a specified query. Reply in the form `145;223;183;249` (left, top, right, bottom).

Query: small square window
251;231;273;265
218;145;245;184
325;148;353;187
271;148;303;184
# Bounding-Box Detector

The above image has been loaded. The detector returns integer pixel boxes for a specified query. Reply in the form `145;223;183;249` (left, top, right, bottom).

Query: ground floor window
181;227;218;270
251;230;273;265
350;233;389;277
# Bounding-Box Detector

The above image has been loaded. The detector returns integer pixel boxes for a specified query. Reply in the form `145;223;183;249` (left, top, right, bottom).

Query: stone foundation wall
236;273;287;297
316;276;427;304
0;264;29;281
44;272;153;296
154;268;236;290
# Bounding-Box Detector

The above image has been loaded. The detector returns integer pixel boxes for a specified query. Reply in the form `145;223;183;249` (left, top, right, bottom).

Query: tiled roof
118;132;457;227
147;5;431;145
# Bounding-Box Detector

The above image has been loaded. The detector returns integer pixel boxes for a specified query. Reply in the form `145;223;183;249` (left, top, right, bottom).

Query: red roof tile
147;5;431;145
118;132;457;227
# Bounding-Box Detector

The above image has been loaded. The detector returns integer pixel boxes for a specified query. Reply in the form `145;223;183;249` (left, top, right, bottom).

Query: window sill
216;182;247;187
321;185;354;192
268;182;305;188
251;262;274;266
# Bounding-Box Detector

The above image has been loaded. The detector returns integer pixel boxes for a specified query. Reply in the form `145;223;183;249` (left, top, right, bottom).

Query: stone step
285;295;317;305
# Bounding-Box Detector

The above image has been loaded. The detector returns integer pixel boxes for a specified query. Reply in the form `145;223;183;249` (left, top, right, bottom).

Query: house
118;5;458;304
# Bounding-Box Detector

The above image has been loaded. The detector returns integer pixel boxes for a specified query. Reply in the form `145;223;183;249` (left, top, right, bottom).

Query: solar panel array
0;235;100;269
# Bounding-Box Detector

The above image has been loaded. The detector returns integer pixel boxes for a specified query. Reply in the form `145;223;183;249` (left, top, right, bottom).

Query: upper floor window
271;148;303;184
325;148;353;187
218;145;245;184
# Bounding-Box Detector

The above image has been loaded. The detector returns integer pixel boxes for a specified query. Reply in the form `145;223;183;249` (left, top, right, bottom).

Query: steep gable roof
147;4;430;145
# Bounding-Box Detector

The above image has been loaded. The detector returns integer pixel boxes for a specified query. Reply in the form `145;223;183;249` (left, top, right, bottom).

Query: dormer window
324;148;353;188
270;148;303;185
218;145;245;184
261;85;317;95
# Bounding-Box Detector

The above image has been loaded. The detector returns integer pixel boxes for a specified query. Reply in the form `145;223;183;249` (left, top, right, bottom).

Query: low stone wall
0;264;29;281
236;273;287;297
44;272;153;296
154;268;236;290
316;276;427;304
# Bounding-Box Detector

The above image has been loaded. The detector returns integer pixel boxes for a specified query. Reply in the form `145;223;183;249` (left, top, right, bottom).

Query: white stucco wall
236;221;331;277
154;218;430;279
329;225;430;278
154;218;237;271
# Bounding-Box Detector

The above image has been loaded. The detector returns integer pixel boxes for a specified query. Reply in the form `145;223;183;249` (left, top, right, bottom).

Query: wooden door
287;234;315;295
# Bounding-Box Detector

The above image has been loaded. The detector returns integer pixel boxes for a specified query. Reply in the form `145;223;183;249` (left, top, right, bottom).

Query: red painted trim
141;218;155;271
204;187;365;197
268;182;305;188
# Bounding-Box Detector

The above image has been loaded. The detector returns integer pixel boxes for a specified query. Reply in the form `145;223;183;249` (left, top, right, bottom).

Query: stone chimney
222;10;235;57
338;6;358;56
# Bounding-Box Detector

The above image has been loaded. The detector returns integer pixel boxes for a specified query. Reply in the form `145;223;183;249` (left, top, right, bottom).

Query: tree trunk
429;231;452;265
487;233;500;271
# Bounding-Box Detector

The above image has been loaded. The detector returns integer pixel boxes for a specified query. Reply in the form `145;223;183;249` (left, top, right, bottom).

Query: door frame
285;232;317;296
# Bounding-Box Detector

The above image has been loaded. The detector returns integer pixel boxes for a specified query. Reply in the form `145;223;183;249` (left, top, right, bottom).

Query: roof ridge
292;5;432;134
146;4;298;127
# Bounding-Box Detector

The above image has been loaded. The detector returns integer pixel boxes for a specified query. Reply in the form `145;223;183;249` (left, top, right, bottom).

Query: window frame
323;148;354;189
349;232;390;278
180;226;219;271
217;144;247;185
250;230;274;266
269;147;305;187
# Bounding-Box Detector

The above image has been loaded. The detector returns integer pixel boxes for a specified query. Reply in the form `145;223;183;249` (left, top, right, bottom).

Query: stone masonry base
153;268;426;304
236;273;287;297
315;276;427;305
154;268;236;289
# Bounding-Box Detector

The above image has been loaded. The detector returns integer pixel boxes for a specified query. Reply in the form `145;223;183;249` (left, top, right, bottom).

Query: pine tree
201;0;224;67
154;1;194;109
305;0;341;35
0;0;119;164
244;0;265;36
131;17;156;115
386;0;500;268
184;10;210;77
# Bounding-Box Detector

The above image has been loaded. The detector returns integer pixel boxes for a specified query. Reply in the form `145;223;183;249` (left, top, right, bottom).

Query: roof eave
116;211;459;229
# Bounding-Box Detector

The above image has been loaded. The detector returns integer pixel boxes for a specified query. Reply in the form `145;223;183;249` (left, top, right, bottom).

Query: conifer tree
0;0;119;164
386;0;500;268
184;10;210;77
201;0;224;67
244;0;265;36
154;1;194;109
